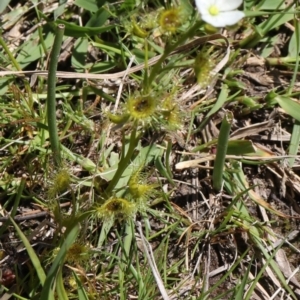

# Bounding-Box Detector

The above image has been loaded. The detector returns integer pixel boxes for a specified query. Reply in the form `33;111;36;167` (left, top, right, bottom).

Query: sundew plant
1;0;300;299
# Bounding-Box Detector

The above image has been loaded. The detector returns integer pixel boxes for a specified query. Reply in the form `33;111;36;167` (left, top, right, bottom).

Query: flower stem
146;21;202;91
47;24;65;167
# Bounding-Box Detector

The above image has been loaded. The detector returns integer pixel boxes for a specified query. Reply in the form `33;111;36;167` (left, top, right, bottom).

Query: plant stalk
146;21;202;90
47;24;65;167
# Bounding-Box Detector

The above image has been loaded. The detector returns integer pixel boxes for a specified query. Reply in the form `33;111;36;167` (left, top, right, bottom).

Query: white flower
195;0;245;28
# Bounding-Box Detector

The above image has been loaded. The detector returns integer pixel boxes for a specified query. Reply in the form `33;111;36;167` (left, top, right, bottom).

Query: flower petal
202;10;245;27
215;0;243;11
195;0;212;14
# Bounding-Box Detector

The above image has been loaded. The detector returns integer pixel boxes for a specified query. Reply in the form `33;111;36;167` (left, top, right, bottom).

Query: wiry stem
47;24;65;167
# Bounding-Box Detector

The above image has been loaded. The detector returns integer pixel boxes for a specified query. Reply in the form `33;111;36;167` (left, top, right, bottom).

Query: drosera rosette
94;197;137;227
47;199;83;232
55;212;83;229
44;241;91;268
194;47;215;87
64;242;91;266
125;92;159;127
122;12;157;39
107;92;159;128
65;272;97;299
160;91;183;132
47;166;72;199
130;15;157;38
128;165;158;212
158;7;185;34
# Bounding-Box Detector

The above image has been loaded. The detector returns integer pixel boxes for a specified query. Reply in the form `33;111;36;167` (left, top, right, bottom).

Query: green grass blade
244;238;297;300
155;156;175;186
0;0;10;13
119;221;134;300
0;179;25;236
275;95;300;122
9;216;46;286
287;15;300;94
200;249;249;299
40;224;80;300
56;268;68;300
234;256;254;299
288;120;300;167
73;271;89;300
212;111;233;191
195;84;230;133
